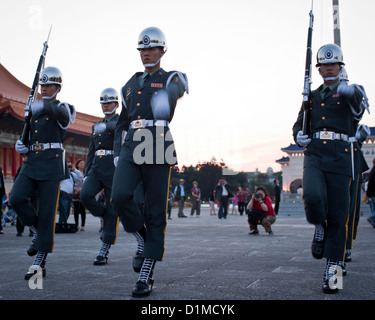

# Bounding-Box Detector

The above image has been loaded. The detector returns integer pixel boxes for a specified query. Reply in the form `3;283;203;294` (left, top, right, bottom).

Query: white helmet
100;88;118;104
100;88;119;115
316;43;344;67
137;27;167;51
339;67;349;82
40;66;63;86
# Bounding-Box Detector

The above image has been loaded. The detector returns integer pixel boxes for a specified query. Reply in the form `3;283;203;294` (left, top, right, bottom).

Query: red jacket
252;196;275;216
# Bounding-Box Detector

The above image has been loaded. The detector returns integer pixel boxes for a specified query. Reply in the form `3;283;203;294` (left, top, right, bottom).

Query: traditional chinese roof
281;144;305;153
275;156;290;164
0;63;100;136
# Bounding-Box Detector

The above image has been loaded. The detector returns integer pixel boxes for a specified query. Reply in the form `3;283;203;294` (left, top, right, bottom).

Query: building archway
290;178;302;194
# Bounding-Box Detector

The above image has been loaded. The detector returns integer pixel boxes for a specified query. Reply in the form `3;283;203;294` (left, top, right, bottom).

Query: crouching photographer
247;186;276;235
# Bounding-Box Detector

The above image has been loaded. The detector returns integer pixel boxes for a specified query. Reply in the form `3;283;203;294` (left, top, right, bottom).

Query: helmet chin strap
323;75;340;82
143;51;165;68
103;103;118;115
320;66;343;82
42;87;60;101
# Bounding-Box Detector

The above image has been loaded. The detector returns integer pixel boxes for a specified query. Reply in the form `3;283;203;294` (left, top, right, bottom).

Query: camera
255;193;262;199
68;165;73;169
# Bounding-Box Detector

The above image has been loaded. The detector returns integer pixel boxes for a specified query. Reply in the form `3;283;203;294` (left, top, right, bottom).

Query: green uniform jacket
85;114;119;179
20;100;72;181
293;84;364;176
114;68;187;165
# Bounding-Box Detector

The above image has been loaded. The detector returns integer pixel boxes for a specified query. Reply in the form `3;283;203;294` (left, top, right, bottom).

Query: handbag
55;223;78;233
248;209;266;225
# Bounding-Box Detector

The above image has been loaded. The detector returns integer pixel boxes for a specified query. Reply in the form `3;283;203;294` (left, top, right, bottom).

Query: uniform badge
142;35;150;45
325;49;333;59
151;83;163;88
333;94;340;98
173;75;181;83
127;88;132;96
41;74;48;83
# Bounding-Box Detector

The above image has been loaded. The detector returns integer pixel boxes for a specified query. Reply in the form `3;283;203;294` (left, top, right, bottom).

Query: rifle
332;0;341;47
302;1;314;135
20;26;52;146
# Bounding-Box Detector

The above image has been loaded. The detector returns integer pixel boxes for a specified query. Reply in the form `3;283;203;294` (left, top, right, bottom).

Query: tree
198;161;223;200
169;157;281;202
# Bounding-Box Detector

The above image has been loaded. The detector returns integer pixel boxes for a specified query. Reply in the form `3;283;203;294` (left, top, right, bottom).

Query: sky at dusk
1;0;374;173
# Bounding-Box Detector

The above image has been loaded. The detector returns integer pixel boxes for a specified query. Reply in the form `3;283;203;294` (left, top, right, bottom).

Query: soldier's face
139;47;164;66
101;102;117;115
40;84;60;100
319;63;342;80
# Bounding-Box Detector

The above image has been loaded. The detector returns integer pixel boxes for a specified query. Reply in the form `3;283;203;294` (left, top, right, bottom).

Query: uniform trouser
10;174;60;253
111;160;171;261
346;173;362;250
80;174;119;245
302;166;351;261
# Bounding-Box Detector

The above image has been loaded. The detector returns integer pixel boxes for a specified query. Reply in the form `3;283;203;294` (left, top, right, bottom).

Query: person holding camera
246;186;276;235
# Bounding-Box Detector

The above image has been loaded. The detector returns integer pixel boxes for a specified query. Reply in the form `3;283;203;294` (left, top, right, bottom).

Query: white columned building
277;128;375;196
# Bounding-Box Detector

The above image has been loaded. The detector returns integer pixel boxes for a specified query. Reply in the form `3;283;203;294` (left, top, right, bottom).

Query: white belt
29;142;63;151
95;149;114;156
129;119;169;129
312;131;349;142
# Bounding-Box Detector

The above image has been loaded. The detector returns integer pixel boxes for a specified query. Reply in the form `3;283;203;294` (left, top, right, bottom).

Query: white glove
94;122;106;134
114;156;119;167
150;89;170;120
30;100;44;115
355;124;371;142
337;81;356;98
15;139;29;154
296;130;311;147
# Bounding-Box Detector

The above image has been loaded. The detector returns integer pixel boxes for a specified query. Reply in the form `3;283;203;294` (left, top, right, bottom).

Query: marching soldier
80;88;120;265
293;44;367;293
111;26;188;297
10;66;75;279
340;68;370;266
345;125;369;266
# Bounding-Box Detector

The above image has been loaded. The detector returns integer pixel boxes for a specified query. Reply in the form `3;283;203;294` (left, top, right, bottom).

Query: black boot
311;223;326;259
132;258;155;297
132;228;145;272
338;260;347;276
322;259;342;294
27;226;38;256
25;251;47;280
93;243;111;265
133;253;144;273
344;249;352;262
